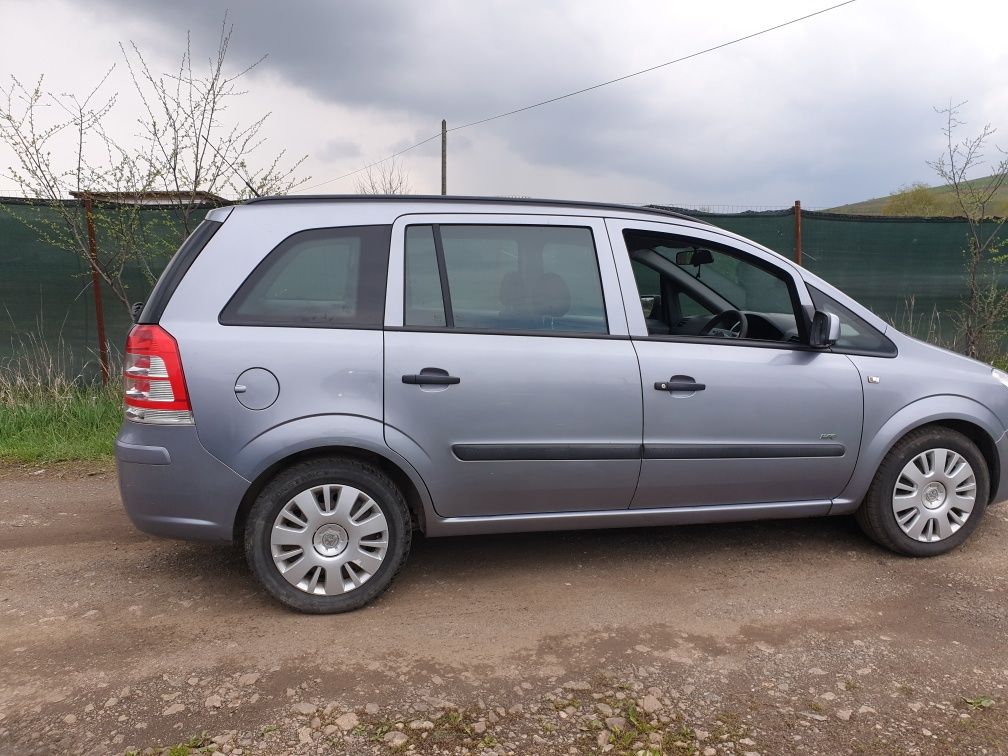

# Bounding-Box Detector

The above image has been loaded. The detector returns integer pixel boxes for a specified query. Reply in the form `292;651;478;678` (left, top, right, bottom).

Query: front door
384;215;643;517
608;218;864;508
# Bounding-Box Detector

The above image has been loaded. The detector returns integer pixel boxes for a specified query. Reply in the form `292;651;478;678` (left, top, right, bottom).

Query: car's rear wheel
245;457;411;613
856;426;989;556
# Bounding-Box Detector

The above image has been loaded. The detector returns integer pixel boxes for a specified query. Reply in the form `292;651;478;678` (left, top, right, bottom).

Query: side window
404;225;446;327
808;284;897;356
631;259;661;319
624;229;803;344
221;226;390;327
404;225;608;334
677;291;713;319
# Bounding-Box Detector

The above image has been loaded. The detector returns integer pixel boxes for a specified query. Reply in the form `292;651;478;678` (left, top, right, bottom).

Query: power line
299;0;858;192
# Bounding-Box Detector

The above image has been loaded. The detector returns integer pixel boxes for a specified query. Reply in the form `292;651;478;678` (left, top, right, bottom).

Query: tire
856;426;989;557
244;457;411;613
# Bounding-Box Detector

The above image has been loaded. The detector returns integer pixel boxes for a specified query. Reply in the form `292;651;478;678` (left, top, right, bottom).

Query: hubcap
270;484;389;595
892;448;976;543
921;481;947;509
312;524;349;557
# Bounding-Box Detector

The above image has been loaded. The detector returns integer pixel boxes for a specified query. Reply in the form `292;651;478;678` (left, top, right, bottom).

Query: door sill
425;500;832;537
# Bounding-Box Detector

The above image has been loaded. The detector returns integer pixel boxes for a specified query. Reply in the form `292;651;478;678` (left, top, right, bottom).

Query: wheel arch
233;444;431;542
924;418;999;503
834;396;1005;513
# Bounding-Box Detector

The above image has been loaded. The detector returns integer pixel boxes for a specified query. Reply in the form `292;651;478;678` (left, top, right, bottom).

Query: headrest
531;272;571;318
499;271;526;311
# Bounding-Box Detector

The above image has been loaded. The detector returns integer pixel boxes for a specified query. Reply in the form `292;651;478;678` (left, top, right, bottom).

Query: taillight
122;325;194;425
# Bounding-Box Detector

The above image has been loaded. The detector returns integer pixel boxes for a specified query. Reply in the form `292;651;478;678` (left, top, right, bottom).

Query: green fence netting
0;199;209;377
1;198;1005;378
654;205;1008;348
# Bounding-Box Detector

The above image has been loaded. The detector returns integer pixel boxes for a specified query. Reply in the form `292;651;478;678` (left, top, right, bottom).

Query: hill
828;175;1008;217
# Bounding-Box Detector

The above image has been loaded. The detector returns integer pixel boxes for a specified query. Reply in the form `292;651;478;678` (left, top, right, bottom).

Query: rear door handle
402;367;461;386
654;375;706;392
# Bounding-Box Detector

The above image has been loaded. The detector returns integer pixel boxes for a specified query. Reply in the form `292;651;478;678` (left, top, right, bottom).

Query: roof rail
241;194;707;225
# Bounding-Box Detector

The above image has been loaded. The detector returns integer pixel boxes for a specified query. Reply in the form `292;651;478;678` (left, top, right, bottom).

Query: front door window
625;230;803;344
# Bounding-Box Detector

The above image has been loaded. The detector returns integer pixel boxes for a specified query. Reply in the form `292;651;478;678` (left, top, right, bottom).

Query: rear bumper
115;423;250;542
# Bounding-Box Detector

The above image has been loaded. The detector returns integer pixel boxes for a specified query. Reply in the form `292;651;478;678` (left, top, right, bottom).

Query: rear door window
220;225;391;328
404;224;608;334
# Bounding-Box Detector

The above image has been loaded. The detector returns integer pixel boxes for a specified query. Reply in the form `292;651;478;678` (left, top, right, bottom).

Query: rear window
220;225;391;328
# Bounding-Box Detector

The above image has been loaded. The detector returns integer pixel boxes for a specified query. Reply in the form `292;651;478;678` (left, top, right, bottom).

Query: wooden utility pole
441;119;447;195
793;200;803;266
82;193;110;385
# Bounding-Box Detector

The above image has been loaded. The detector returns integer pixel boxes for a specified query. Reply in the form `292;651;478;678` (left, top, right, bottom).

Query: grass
0;335;120;463
964;696;996;711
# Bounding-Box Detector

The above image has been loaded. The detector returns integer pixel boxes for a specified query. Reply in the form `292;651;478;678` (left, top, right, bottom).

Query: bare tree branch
0;16;309;313
121;15;308;234
354;156;412;195
927;101;1008;360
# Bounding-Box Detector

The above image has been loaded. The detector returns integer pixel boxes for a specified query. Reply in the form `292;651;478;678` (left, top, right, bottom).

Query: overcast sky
0;0;1005;208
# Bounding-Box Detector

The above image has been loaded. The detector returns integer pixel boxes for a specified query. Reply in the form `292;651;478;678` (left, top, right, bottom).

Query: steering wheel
699;308;748;339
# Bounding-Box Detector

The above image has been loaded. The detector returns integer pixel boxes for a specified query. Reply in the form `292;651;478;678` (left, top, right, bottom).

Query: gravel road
1;465;1007;755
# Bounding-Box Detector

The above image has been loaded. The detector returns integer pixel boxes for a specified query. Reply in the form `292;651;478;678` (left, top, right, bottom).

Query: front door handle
402;367;461;386
654;375;706;392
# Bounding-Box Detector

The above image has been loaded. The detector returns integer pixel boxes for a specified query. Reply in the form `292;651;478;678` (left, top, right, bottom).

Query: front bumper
994;430;1008;506
115;422;250;542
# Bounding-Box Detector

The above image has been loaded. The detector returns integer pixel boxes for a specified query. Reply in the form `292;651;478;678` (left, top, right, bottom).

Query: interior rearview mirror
675;248;714;267
811;310;841;348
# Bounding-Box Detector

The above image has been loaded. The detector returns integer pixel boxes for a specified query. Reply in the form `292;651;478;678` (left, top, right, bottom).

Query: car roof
242;194;708;226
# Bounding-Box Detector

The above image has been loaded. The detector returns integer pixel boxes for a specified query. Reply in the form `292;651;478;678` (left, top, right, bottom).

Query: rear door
383;214;643;517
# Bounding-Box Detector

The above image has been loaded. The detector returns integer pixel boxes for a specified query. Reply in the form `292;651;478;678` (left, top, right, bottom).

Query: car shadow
409;514;872;570
142;513;876;607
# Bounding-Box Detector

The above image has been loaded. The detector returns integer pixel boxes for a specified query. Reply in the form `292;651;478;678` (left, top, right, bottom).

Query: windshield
652;246;740;309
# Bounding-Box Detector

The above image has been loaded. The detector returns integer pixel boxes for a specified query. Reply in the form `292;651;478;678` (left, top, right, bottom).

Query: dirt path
1;468;1007;755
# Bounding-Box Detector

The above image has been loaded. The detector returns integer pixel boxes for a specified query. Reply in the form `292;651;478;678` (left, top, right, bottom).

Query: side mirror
810;310;841;348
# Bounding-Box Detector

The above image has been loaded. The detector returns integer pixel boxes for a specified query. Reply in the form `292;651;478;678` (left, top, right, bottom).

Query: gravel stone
334;712;359;731
641;694;662;713
384;731;409;747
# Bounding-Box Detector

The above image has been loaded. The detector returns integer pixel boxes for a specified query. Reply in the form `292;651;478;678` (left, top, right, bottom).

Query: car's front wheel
245;457;411;613
856;426;989;556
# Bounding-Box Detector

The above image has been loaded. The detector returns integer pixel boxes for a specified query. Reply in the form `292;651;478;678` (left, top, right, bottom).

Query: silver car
116;196;1008;613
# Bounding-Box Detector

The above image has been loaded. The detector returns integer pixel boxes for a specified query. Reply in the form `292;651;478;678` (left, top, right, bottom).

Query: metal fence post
793;200;803;266
82;193;110;385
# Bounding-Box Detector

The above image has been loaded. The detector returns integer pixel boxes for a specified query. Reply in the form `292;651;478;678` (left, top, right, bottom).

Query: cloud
5;0;1008;205
315;139;362;163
